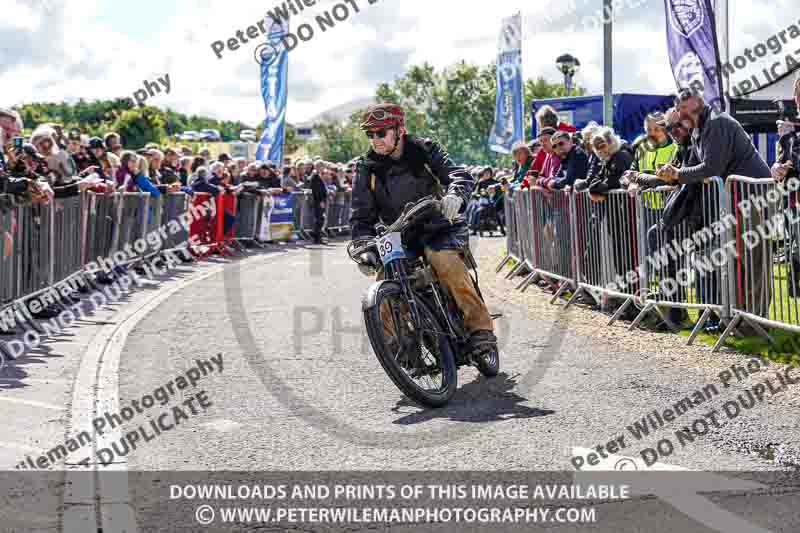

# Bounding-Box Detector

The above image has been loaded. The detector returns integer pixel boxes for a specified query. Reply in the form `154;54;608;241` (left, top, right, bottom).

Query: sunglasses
365;129;388;139
553;140;568;149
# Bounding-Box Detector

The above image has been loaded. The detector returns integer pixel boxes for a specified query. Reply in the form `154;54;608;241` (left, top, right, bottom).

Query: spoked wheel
364;283;457;407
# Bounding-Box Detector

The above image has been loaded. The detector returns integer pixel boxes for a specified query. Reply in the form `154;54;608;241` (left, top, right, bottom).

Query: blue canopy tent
530;93;673;144
531;93;779;166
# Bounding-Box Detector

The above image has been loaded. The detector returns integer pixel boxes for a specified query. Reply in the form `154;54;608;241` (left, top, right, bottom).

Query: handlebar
347;195;446;266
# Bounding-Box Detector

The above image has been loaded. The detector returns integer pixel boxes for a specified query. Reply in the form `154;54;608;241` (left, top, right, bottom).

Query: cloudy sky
1;0;796;126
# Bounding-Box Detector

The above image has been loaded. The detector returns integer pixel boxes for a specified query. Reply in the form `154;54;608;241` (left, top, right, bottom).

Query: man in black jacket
351;103;498;361
309;161;328;244
541;130;588;190
659;89;772;325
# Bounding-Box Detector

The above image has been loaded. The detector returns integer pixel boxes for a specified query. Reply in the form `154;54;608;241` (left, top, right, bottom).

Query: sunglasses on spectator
553;140;568;149
365;129;388;139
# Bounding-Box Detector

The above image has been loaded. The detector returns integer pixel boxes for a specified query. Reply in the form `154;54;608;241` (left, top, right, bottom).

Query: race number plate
376;232;406;266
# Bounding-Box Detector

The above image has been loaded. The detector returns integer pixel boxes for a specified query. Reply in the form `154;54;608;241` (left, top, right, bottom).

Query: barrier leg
495;254;511;273
687;307;712;345
713;313;742;352
628;302;654;330
15;303;45;335
652;305;679;333
739;316;776;347
609;298;634;326
564;286;585;310
517;272;538;292
505;261;527;280
550;282;570;305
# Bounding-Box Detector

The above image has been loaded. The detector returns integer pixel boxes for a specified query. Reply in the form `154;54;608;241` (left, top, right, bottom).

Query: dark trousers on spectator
646;224;687;303
739;207;771;327
312;205;325;242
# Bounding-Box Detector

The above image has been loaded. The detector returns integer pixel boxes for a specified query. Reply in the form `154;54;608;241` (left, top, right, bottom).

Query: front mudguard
361;279;402;312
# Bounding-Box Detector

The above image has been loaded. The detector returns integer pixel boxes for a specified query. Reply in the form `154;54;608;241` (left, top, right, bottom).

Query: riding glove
441;194;463;222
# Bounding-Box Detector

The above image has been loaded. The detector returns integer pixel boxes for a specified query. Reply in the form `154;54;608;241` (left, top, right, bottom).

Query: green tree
14;99;255;145
284;124;301;155
307;110;370;162
111;106;167;149
370;61;587;166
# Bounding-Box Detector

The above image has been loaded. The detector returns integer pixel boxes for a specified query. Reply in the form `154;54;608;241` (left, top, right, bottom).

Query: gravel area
474;235;800;470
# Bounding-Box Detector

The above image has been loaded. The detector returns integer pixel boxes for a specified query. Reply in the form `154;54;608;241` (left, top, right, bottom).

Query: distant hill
295;96;377;128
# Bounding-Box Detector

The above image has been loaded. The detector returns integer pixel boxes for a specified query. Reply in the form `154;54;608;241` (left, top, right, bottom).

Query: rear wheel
364;283;457;407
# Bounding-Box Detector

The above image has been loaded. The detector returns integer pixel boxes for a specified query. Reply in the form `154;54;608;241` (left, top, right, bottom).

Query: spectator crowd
484;74;800;336
4;70;799;337
0;109;357;247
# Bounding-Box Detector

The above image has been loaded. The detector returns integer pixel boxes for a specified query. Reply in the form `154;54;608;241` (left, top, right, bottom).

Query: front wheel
363;282;457;407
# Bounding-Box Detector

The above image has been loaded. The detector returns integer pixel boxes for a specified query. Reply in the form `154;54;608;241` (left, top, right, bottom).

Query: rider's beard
373;131;403;159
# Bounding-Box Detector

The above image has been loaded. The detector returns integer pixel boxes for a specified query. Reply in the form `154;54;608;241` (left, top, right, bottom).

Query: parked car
240;129;257;142
199;129;222;142
179;130;201;141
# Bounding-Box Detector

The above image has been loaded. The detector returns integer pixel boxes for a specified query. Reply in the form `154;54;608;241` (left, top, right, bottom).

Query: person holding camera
0;108;23;173
773;72;800;183
772;71;800;296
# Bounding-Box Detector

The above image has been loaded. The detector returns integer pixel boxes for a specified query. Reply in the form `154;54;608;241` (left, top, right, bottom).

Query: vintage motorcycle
347;196;500;407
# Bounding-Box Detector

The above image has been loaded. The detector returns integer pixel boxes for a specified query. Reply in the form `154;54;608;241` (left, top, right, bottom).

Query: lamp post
556;53;581;96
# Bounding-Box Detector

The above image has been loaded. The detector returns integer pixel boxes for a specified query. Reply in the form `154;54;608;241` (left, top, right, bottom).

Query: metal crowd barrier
82;192;117;269
234;193;264;243
325;191;351;233
634;178;730;343
258;194;275;242
517;188;578;302
503;190;530;280
565;189;641;322
51;196;83;286
0;200;16;308
0;183;360;360
516;188;535;281
714;175;800;349
495;192;520;274
291;190;311;240
161;192;190;253
116;193;150;264
299;190;317;238
497;175;800;351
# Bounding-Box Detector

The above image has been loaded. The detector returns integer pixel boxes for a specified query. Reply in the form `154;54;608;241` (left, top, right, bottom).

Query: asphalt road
2;237;799;532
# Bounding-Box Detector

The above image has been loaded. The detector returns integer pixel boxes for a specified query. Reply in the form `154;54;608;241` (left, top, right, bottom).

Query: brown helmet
359;103;405;131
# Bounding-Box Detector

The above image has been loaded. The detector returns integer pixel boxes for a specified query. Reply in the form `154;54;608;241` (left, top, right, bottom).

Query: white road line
62;253;281;533
0;440;42;454
0;378;70;385
0;396;65;411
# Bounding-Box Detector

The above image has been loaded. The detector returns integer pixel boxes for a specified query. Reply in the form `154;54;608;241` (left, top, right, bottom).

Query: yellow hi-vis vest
639;141;678;209
637;141;678;173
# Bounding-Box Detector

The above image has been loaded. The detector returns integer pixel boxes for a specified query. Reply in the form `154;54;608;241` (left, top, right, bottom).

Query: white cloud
0;0;796;127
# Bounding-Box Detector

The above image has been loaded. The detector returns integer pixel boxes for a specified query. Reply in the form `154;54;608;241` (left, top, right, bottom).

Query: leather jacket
350;134;473;240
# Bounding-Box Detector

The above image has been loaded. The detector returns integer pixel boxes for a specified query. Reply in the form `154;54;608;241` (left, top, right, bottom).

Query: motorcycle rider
350;103;498;362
